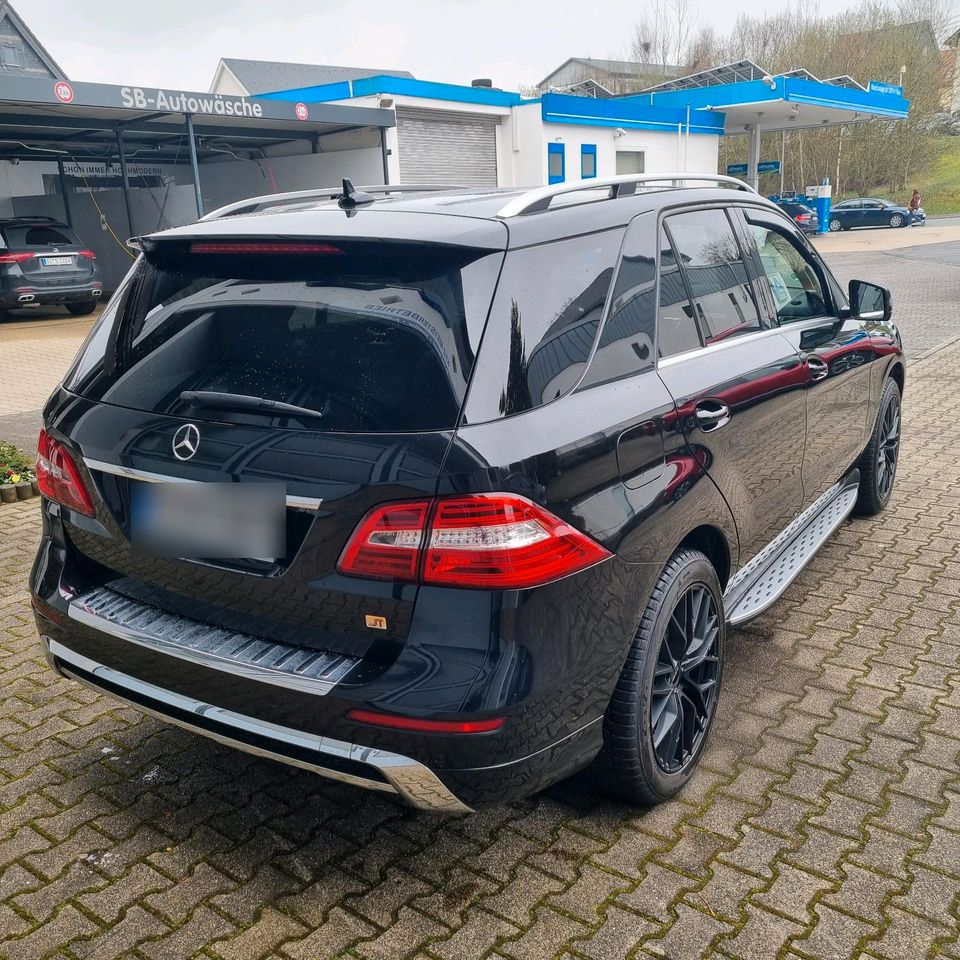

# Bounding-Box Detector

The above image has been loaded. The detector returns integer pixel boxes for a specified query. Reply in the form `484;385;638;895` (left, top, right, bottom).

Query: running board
724;471;860;627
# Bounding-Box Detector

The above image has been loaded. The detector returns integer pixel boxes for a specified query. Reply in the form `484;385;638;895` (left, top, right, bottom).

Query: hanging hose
68;155;137;260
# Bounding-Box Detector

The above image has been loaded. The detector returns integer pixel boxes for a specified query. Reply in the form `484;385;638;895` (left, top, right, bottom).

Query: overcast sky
21;0;868;93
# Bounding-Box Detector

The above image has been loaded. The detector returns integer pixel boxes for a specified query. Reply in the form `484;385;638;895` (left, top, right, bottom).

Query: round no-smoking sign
54;81;75;103
295;102;308;121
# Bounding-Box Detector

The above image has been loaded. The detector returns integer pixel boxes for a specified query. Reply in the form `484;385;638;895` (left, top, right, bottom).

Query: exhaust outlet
17;293;35;303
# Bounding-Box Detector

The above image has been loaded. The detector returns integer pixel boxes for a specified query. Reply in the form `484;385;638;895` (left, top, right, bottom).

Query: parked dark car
30;176;904;811
780;201;819;234
828;198;912;231
0;217;102;318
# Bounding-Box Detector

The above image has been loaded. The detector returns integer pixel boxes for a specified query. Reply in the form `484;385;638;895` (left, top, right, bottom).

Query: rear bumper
42;634;472;812
1;284;101;307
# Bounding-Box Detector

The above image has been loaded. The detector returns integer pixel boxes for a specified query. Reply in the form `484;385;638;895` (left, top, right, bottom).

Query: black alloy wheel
855;377;902;515
597;548;725;804
876;391;901;501
651;585;721;773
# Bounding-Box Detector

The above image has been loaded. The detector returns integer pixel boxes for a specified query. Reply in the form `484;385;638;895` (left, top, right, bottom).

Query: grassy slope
841;137;960;215
909;138;960;215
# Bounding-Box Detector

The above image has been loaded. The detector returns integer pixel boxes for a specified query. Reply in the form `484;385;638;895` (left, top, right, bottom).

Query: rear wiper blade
180;390;324;420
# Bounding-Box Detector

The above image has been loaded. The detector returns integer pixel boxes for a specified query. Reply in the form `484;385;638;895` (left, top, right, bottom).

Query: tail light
0;252;33;264
36;429;95;517
76;249;96;260
338;494;611;589
795;214;812;223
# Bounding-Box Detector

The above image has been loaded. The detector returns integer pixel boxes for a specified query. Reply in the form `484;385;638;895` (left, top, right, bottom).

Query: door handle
806;356;829;381
695;400;731;431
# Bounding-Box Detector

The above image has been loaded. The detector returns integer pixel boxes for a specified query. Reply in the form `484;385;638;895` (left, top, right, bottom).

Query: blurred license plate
131;482;285;559
40;256;72;267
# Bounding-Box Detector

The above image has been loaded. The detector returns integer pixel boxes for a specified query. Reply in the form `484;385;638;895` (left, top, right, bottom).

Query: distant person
908;189;925;226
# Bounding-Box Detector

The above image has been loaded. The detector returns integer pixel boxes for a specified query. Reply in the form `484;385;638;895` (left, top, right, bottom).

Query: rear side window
65;240;502;433
463;229;622;421
664;209;762;344
580;213;656;388
3;224;76;247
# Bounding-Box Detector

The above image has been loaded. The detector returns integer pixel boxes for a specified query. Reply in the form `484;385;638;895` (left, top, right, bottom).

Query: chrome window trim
83;458;323;511
656;325;795;368
42;636;472;813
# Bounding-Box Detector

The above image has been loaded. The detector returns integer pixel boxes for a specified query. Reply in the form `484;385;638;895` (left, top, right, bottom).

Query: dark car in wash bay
31;175;904;810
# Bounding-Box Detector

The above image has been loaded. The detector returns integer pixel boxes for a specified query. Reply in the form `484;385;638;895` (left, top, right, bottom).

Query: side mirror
849;279;892;322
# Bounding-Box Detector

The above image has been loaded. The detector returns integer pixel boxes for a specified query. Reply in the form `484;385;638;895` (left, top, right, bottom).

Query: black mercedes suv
30;176;903;812
0;217;102;318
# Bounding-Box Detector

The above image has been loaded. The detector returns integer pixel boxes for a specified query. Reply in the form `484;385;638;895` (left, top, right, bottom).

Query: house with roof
209;58;413;97
0;0;66;80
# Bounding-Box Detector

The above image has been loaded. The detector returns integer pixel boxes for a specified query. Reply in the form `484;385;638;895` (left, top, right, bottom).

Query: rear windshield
64;240;502;433
2;224;77;248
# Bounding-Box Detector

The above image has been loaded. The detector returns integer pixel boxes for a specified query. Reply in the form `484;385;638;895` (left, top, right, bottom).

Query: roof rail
199;184;470;222
495;173;756;219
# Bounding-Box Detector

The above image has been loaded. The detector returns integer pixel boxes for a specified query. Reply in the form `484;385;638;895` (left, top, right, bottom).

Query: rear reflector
0;252;34;264
36;429;95;517
338;494;611;589
189;242;343;255
346;709;505;734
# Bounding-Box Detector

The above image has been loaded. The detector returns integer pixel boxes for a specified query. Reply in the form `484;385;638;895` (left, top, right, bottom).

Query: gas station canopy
625;62;910;188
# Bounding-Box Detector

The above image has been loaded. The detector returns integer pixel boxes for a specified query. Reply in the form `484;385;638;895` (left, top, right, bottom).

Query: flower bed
0;441;39;504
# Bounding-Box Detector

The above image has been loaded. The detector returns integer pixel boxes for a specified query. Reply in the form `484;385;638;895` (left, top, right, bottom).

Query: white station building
238;61;911;192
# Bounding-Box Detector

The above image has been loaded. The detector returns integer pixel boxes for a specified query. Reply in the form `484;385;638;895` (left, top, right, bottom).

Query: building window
581;144;597;179
615;150;645;175
0;45;19;69
548;143;565;184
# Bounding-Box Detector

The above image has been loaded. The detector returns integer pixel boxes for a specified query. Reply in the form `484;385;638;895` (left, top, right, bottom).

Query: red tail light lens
76;249;96;260
36;429;95;517
0;252;34;264
189;242;343;255
338;494;611;589
337;501;430;582
346;709;505;734
795;214;811;223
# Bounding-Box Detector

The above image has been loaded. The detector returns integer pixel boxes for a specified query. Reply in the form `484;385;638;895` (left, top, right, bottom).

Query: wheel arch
887;359;905;396
675;524;732;590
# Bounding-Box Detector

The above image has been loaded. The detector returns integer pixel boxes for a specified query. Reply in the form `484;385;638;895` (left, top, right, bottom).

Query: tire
829;218;843;232
854;377;901;516
66;300;97;316
596;548;724;805
889;214;905;228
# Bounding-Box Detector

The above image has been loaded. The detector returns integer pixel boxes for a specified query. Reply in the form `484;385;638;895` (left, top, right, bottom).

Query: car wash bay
0;76;394;289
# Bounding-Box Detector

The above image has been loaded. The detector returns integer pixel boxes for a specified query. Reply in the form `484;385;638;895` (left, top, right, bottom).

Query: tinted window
665;209;762;344
464;230;622;420
581;214;656;387
657;226;701;358
66;241;502;433
746;224;828;323
4;224;75;247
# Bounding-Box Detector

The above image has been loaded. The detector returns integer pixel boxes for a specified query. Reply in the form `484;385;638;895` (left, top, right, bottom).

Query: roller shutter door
397;107;499;186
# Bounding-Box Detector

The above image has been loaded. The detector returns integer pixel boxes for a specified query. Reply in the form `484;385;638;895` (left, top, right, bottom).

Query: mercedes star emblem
172;423;200;461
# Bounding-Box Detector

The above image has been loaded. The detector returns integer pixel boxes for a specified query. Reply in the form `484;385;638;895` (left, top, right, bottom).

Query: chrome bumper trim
68;587;358;697
42;636;472;814
83;458;324;511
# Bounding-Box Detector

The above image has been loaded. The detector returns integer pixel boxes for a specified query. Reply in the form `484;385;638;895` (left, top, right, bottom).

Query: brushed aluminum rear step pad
68;586;360;695
724;471;860;627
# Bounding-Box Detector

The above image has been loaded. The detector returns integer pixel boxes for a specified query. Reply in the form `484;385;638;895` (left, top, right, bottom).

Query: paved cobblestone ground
1;250;959;959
